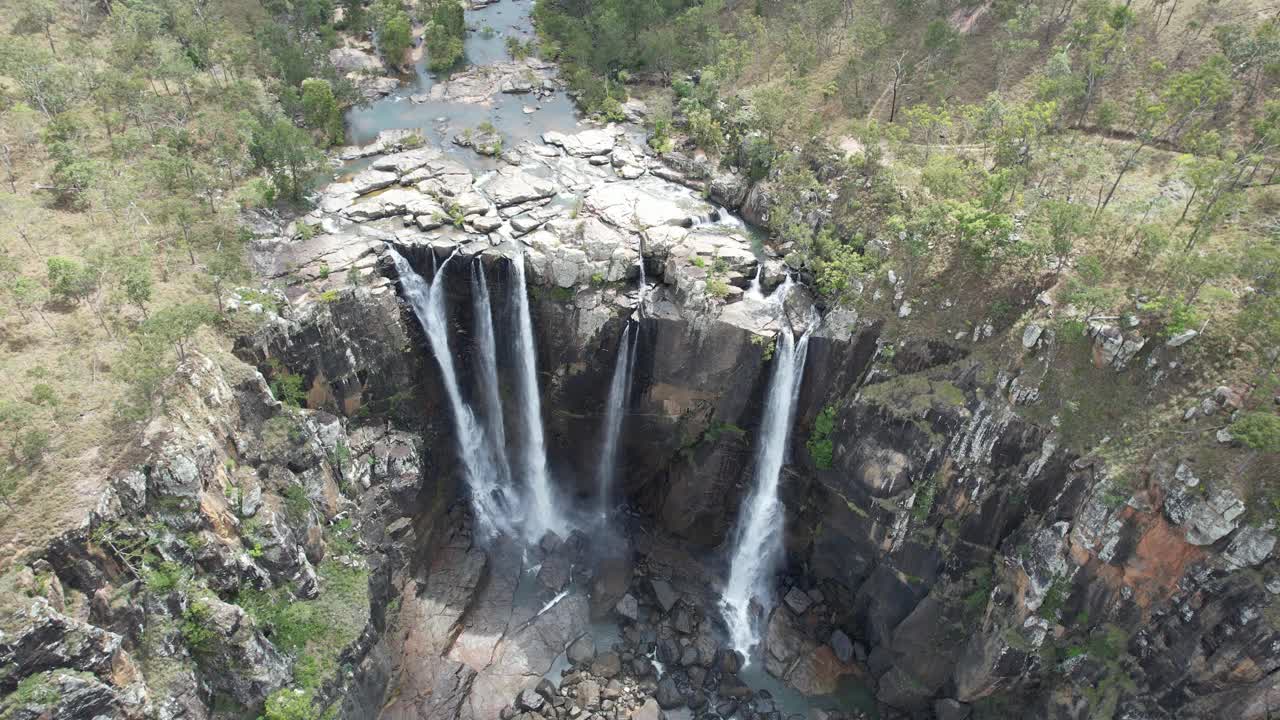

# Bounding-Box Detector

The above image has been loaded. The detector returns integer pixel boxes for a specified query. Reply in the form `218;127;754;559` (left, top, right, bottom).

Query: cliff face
4;155;1277;720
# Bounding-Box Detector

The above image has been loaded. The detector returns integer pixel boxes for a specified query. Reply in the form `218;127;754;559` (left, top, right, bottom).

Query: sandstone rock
1166;329;1198;347
371;148;441;176
349;168;399;195
544;129;616;157
481;167;558;208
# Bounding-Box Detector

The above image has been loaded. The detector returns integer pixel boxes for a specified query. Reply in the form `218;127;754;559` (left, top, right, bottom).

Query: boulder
1224;526;1276;568
544;129;616;157
349;168;399;195
783;586;813;615
829;629;854;664
517;688;545;712
480;167;558;208
567;634;596;666
649;578;679;614
631;697;663;720
616;591;640;620
591;652;622;679
655;676;684;709
935;698;972;720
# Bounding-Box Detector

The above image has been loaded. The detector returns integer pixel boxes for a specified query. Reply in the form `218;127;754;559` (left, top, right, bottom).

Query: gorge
2;2;1279;720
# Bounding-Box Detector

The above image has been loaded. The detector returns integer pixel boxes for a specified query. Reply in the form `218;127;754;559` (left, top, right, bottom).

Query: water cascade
720;322;814;659
511;250;569;540
386;248;513;537
471;259;512;488
595;323;636;518
746;266;763;300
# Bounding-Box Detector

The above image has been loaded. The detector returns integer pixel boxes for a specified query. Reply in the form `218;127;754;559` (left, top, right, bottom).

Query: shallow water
344;0;580;173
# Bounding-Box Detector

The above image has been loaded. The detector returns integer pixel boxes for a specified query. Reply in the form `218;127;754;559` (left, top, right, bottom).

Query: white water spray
596;323;636;518
511;250;568;541
471;259;513;487
387;248;512;537
720;322;813;660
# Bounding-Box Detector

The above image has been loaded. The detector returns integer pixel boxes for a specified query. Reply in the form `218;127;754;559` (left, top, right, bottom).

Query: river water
345;0;579;172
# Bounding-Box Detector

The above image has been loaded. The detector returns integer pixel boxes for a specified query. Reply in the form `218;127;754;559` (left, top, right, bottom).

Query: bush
181;600;217;652
806;406;837;469
1231;412;1280;453
261;688;316;720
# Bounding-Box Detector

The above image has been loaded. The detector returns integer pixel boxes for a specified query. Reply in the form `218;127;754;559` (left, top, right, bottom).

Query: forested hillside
0;0;378;551
535;0;1280;494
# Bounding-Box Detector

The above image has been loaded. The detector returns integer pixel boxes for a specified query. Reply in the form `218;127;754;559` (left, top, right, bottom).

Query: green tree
250;117;325;202
425;1;466;72
7;276;57;333
375;1;414;68
301;78;344;146
1037;199;1090;271
12;0;59;56
119;256;153;318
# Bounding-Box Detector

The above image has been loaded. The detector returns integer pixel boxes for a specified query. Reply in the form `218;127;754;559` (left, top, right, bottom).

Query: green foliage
806;405;837;469
1231;413;1280;453
46;257;99;304
912;472;937;522
269;361;307;408
283;484;313;525
260;688;317;720
1038;577;1071;620
181;600;217;653
425;1;466;72
750;333;776;361
706;277;731;298
300;78;344;146
250;117;326;202
145;561;188;594
373;0;414;66
506;37;537;60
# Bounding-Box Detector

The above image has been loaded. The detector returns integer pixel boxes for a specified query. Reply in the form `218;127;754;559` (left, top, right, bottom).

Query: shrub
1231;412;1280;453
806;406;837;469
261;688;316;720
706;278;731;298
181;600;217;652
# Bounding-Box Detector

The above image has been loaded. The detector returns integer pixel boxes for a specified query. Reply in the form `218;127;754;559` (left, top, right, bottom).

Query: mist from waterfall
596;323;636;518
386;248;513;537
721;322;814;660
471;259;513;488
511;250;569;541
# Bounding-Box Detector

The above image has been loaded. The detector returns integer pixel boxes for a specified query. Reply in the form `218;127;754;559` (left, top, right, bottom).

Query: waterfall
746;266;763;300
720;322;813;660
471;259;512;488
510;250;568;541
596;323;636;518
386;248;513;538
